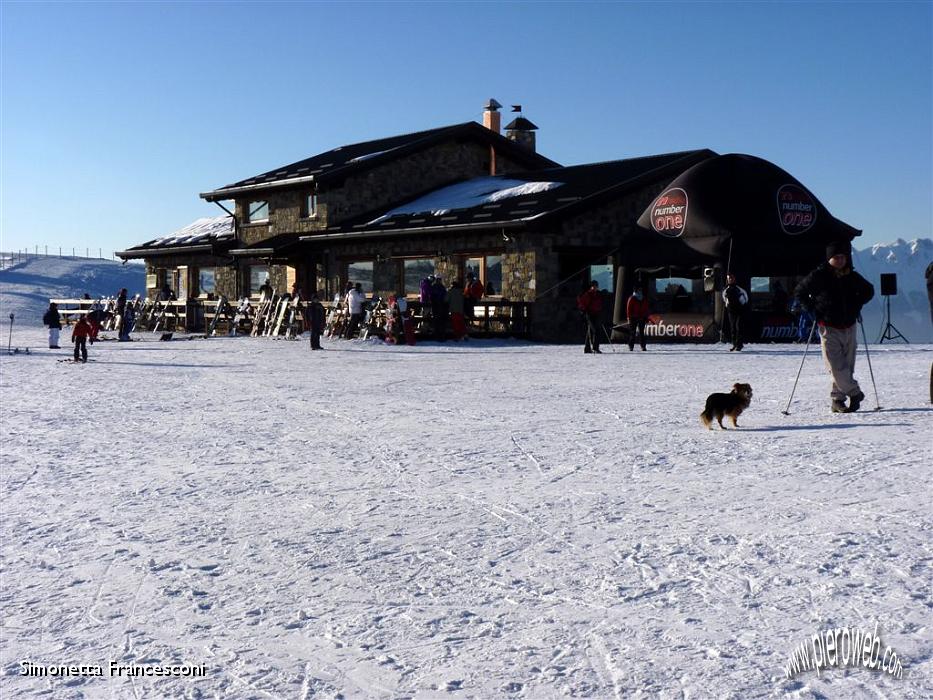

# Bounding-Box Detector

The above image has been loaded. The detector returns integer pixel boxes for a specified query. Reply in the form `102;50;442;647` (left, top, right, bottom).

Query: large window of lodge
589;264;613;292
347;261;374;293
246;200;269;223
198;268;216;297
402;258;435;296
464;254;502;296
247;265;269;297
653;276;701;313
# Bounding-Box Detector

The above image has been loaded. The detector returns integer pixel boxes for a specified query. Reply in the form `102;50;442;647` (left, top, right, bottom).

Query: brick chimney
483;99;502;175
483;98;502;134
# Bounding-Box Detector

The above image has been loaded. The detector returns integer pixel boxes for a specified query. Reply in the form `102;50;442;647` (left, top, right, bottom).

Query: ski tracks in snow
1;333;931;697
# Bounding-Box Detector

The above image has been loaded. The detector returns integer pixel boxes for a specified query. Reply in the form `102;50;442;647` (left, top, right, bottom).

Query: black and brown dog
700;383;753;429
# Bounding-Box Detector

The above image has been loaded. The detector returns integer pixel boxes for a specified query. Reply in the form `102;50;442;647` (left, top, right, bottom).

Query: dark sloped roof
320;150;715;239
201;122;560;200
116;216;235;259
505;117;538;131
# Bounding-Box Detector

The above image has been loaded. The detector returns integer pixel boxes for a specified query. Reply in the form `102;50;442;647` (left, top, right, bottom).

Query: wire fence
0;247;119;270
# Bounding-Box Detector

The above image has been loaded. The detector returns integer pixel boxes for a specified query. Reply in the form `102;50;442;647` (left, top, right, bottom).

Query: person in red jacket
626;286;650;351
464;272;484;317
576;280;604;353
72;316;92;363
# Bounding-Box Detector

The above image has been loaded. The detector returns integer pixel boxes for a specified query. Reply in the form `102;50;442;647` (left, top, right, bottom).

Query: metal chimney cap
484;98;502;111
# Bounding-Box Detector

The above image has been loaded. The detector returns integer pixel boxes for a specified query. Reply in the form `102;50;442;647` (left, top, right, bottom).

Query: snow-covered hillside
853;238;932;343
0;329;930;698
0;256;145;325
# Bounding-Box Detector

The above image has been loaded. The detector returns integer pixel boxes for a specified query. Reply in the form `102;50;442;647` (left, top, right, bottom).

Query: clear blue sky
1;1;930;253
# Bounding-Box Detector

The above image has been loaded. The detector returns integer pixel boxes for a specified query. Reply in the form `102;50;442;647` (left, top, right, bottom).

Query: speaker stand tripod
879;295;908;343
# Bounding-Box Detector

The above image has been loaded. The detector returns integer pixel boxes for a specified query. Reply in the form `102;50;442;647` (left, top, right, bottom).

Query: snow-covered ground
1;328;930;699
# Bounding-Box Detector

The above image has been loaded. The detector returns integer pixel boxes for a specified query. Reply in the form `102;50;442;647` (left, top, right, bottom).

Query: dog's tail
699;408;712;429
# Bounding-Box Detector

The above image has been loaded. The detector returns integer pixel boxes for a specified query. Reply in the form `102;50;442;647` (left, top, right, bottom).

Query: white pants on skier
819;324;861;401
48;328;60;348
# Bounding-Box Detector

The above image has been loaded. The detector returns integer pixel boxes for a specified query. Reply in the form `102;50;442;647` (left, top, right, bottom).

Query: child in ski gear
722;273;748;351
577;280;603;353
72;316;91;362
43;302;62;349
626;286;650;351
795;240;874;413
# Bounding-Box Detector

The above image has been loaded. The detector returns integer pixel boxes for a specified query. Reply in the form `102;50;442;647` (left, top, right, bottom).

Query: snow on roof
367;177;564;225
348;147;398;163
150;216;234;247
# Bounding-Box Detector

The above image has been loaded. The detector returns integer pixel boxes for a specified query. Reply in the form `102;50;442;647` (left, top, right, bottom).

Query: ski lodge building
117;101;860;342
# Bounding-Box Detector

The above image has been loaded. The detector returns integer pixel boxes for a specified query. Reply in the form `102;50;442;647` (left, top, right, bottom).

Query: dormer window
246;200;269;223
302;192;318;218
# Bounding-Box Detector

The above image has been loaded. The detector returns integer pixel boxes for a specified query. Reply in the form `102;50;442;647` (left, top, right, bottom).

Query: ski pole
782;319;817;415
858;316;882;411
601;323;617;353
7;313;13;354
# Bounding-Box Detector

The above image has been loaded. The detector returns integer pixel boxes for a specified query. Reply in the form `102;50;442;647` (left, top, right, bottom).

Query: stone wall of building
236;189;329;247
322;142;531;226
214;266;238;300
234;140;534;246
501;251;536;302
267;264;290;294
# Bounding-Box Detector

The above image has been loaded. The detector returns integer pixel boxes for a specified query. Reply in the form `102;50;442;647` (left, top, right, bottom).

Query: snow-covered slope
0;256;145;325
853;238;932;343
0;331;930;698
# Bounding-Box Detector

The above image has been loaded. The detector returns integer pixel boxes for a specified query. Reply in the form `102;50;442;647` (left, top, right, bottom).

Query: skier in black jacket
795;240;874;412
308;291;326;350
43;302;62;349
722;273;749;351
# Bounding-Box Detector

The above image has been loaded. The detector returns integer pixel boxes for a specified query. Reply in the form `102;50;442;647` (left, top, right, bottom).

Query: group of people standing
574;240;875;413
418;273;482;342
322;272;487;348
42;288;135;362
577;282;651;354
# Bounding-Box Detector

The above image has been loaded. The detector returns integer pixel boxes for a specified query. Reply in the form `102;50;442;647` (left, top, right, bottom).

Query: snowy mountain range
0;239;930;341
852;238;932;342
0;256;146;325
